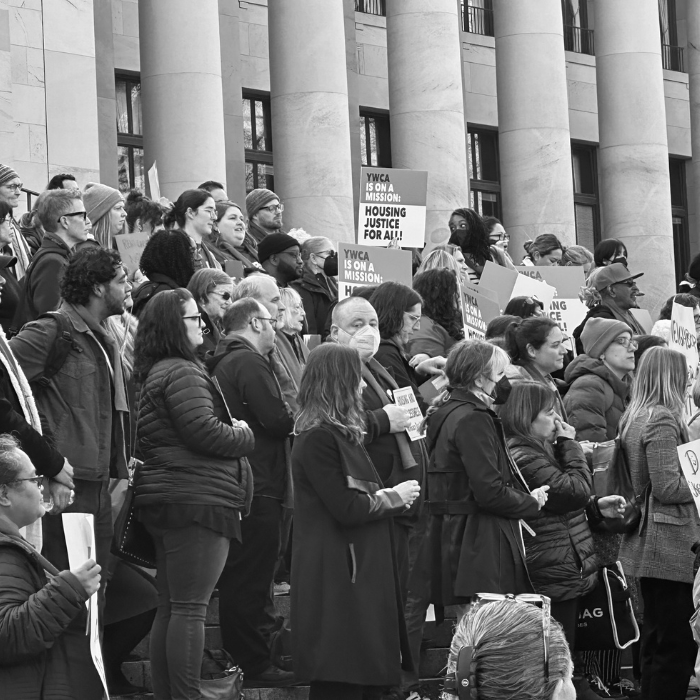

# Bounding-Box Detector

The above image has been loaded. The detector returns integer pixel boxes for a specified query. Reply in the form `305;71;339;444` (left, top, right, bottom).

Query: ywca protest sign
479;262;555;313
461;281;500;340
358;167;428;248
677;439;700;517
669;301;699;418
338;243;413;300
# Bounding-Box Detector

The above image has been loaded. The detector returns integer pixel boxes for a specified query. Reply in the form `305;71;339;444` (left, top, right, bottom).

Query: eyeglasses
613;336;639;350
260;203;284;213
2;182;23;192
58;210;88;223
183;313;204;327
211;291;232;301
200;208;217;219
8;476;43;488
279;250;303;261
490;233;509;242
405;311;421;324
252;316;277;328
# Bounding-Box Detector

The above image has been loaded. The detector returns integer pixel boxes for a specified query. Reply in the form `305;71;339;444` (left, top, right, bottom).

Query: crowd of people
0;159;700;700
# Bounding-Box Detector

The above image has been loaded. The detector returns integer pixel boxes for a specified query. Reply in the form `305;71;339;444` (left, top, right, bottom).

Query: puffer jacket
563;354;631;442
507;436;598;601
135;357;255;512
0;528;88;699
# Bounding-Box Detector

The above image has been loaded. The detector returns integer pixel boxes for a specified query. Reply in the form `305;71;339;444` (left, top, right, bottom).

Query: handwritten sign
670;302;699;418
461;283;501;340
392;386;426;441
358;167;428;248
678;439;700;516
114;232;150;274
338;243;413;300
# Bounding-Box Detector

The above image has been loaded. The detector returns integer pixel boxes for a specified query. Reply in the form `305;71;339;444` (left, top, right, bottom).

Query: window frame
243;90;274;193
359;108;392;168
467;125;501;219
570;141;601;249
115;70;144;194
669;156;690;286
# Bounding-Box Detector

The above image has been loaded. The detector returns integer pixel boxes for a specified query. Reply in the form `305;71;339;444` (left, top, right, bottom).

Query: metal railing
355;0;385;16
563;25;595;55
462;5;494;36
22;187;39;211
662;43;684;72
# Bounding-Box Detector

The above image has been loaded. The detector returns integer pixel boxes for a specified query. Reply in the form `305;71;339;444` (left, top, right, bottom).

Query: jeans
639;577;696;700
146;521;230;700
218;495;282;675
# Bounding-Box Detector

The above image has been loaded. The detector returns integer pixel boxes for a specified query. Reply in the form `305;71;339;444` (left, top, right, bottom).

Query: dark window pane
575;203;595;251
133;147;144;192
669;158;685;207
117;145;131;192
572;148;595;194
243;99;253;150
116;81;129;134
469;130;498;183
255;100;266;150
130;83;142;136
258;163;274;191
360;116;368;166
368;117;378;166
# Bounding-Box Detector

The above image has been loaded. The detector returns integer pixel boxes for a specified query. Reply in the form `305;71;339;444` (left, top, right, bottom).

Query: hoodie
563;354;631;443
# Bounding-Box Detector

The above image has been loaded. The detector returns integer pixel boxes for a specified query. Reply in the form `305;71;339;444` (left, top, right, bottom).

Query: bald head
231;273;285;320
330;296;378;340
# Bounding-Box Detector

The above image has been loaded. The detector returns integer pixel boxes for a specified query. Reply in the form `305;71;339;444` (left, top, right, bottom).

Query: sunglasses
211;290;232;301
58;211;88;223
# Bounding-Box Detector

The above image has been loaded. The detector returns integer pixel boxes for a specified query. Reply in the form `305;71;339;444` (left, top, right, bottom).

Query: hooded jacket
563;354;631;443
291;270;338;337
131;272;180;318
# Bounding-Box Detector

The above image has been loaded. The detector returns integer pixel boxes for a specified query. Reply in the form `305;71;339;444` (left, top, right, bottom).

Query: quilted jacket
0;528;88;699
135;357;255;512
507;436;598;602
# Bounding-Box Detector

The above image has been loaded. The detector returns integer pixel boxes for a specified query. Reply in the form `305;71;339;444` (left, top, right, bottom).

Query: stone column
687;0;700;259
386;0;469;248
139;0;227;200
0;2;12;167
268;0;355;242
594;0;674;314
493;0;576;262
94;0;118;188
344;0;362;226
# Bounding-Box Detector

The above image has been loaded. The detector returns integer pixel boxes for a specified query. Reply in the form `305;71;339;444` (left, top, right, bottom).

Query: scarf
9;219;31;279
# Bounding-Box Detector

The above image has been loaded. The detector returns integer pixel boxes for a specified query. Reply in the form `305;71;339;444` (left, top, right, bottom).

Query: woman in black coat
291;344;420;700
425;339;548;609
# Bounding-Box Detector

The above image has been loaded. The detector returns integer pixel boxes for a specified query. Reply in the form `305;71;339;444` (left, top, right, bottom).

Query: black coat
426;389;540;604
290;425;410;685
291;271;337;337
507;437;598;602
131;273;180;318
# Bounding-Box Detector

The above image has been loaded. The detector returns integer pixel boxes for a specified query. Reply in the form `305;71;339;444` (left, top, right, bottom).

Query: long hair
523;234;564;262
449;207;491;265
279;287;304;333
295;344;365;444
594;238;627;268
133;288;203;385
618;346;688;439
138;229;196;287
369;282;422;340
415;247;462;278
162;189;212;229
412;268;464;341
500;381;556;456
504;317;558;365
447;599;571;700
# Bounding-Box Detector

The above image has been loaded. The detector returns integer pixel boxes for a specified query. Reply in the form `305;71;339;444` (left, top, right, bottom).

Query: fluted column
386;0;469;248
268;0;355;242
595;0;674;313
494;0;576;262
139;0;227;199
687;0;700;258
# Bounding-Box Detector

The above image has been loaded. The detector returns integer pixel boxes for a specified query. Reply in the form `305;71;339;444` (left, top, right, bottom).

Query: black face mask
323;252;338;277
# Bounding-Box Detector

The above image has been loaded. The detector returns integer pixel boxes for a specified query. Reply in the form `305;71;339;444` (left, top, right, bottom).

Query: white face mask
337;324;381;362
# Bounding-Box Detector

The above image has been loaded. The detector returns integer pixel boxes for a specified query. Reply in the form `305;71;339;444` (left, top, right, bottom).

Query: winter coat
405;316;459;359
503;363;567;419
426;389;540;604
0;255;20;336
291;270;337;337
207;335;295;501
507;436;598;601
564;355;631;443
573;304;645;355
135;357;255;512
290;425;410;685
619;407;700;584
131;272;181;318
0;527;88;699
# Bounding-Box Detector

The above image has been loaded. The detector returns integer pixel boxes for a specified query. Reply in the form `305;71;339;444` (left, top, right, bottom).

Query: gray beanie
83;182;122;224
581;317;631;359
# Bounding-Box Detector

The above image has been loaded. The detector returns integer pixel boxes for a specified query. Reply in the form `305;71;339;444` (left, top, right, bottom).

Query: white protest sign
392;386;426;441
677;439;700;517
62;513;109;698
358;167;428;248
148;161;161;201
669;302;699;418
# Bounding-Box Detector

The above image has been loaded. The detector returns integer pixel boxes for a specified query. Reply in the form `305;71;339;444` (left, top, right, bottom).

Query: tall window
116;73;144;194
467;127;500;218
670;157;689;285
571;144;600;251
360;110;391;168
461;0;494;37
659;0;684;71
562;0;594;55
355;0;385;15
243;92;274;193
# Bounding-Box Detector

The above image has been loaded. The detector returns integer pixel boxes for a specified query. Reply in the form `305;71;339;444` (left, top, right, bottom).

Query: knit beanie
0;164;20;187
246;188;278;219
258;233;300;265
581;317;631;359
83;182;122;224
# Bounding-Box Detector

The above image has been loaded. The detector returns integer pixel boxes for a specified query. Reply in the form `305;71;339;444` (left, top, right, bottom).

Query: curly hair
412;269;464;341
125;189;164;233
60;247;122;306
369;281;423;340
448;208;492;266
162;189;212;229
138;229;195;287
133;288;202;385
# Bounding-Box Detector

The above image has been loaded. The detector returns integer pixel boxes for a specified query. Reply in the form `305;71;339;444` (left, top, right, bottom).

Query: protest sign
418;374;449;404
357;167;428;248
338;243;413;300
677;439;700;517
479;262;554;313
114;233;149;274
148;161;161;201
669;302;699;418
392;386;426;441
224;259;245;282
462;279;498;304
62;513;109;698
461;283;501;340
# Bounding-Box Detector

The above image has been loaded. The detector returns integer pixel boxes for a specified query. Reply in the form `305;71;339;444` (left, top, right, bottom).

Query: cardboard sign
461;283;501;340
677;439;700;517
224;259;245;282
462;279;498;304
114;232;149;274
392;386;426;441
148;161;161;201
515;266;585;298
358;167;428;248
338;243;413;300
669;302;699;418
62;513;109;698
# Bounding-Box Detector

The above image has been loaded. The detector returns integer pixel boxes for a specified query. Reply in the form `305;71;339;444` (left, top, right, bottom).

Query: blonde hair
416;246;462;278
279;286;304;332
561;245;593;267
579;267;604;308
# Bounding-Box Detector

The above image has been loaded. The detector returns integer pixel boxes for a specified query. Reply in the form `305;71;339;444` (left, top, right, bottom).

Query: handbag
590;437;648;535
200;649;244;700
575;562;640;651
112;458;156;568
